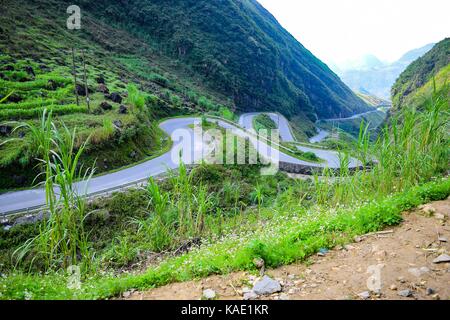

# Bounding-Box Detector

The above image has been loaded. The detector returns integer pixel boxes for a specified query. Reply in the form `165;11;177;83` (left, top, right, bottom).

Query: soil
125;198;450;300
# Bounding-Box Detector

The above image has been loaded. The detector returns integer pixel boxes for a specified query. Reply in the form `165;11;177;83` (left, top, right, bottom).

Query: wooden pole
71;47;79;106
81;49;90;111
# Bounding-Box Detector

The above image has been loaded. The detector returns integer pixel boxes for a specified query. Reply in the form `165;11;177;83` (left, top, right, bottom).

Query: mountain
338;43;436;100
391;38;449;111
70;0;369;120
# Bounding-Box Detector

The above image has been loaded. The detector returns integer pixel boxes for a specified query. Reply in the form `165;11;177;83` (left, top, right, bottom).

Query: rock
75;84;88;96
243;291;258;300
99;101;112;111
97;84;109;94
419;204;436;215
46;79;59;90
252;276;281;295
129;151;137;159
24;65;35;77
122;291;131;298
433;254;450;264
96;75;105;84
435;213;446;220
397;276;406;283
398;289;413;298
426;288;435;296
7;94;22;103
113;120;123;129
2;65;14;71
354;236;363;243
279;293;290;300
0;218;9;226
358;291;371;300
13;211;49;227
389;284;398;291
318;248;329;256
432;294;440;300
253;258;265;269
374;250;387;260
408;267;430;277
438;236;448;243
202;289;216;300
0;125;13;136
119;105;128;114
106;92;123;104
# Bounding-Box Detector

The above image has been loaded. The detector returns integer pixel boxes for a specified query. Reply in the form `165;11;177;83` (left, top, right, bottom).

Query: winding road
0;114;360;215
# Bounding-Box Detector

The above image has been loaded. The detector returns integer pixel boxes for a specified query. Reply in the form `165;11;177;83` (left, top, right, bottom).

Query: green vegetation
253;113;277;133
392;38;449;110
1;91;448;299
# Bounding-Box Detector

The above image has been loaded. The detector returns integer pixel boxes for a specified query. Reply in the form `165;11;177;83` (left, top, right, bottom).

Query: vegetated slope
391;38;450;111
339;43;435;100
74;0;370;120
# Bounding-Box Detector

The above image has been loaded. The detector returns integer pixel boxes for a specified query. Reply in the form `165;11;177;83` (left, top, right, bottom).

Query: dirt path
125;198;450;300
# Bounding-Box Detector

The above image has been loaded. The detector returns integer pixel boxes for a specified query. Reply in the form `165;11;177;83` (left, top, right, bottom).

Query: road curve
238;113;361;169
0;116;323;215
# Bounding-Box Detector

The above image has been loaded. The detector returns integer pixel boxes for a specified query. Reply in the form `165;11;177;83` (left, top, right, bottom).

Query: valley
0;0;448;302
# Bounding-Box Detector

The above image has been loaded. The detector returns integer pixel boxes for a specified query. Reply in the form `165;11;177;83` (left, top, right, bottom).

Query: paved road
0;117;316;215
238;113;360;169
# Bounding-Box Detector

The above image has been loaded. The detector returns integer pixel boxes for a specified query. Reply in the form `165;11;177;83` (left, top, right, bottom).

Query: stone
389;284;398;291
113;120;123;129
119;105;128;114
438;236;448;243
0;125;13;136
354;236;363;243
318;248;329;256
129;151;137;159
75;84;89;96
202;289;216;300
419;204;436;215
408;267;430;277
397;276;406;283
46;79;59;90
243;291;258;300
100;101;112;111
426;288;435;296
252;276;281;295
13;211;48;227
279;293;290;300
398;289;413;298
96;75;105;84
358;291;370;300
106;92;123;103
24;65;35;77
122;291;131;298
433;254;450;264
435;213;446;220
97;84;109;94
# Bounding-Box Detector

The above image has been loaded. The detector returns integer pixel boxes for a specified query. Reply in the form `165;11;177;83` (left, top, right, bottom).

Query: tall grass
126;83;146;111
10;110;95;272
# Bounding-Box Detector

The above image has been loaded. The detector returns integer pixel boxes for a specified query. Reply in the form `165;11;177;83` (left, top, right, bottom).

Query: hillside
67;0;369;119
338;43;435;100
391;38;450;110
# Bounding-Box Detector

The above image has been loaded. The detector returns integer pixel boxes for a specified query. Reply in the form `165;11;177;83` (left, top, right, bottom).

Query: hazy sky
257;0;450;66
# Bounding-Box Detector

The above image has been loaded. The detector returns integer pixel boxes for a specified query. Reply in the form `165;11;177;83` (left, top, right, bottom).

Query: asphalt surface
0;114;361;215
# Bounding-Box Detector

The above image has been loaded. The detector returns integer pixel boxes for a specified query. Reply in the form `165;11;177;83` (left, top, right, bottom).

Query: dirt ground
125;198;450;300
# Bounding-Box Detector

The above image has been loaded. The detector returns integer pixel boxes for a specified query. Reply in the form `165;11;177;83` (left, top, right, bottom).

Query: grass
0;67;448;300
1;177;448;300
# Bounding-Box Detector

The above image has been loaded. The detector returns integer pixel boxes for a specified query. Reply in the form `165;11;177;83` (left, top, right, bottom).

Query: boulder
24;65;35;77
106;92;123;104
119;105;128;114
99;101;112;111
202;289;216;300
96;75;105;84
252;276;281;295
0;125;13;136
97;84;109;94
113;120;123;129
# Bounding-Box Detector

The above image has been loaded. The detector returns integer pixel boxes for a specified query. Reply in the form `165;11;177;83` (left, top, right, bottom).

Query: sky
257;0;450;68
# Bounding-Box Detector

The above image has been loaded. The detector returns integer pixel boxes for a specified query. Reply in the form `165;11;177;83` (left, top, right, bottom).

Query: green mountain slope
391;38;449;110
74;0;369;119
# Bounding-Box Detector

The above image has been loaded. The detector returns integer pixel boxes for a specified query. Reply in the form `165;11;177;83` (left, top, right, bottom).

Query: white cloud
257;0;449;66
